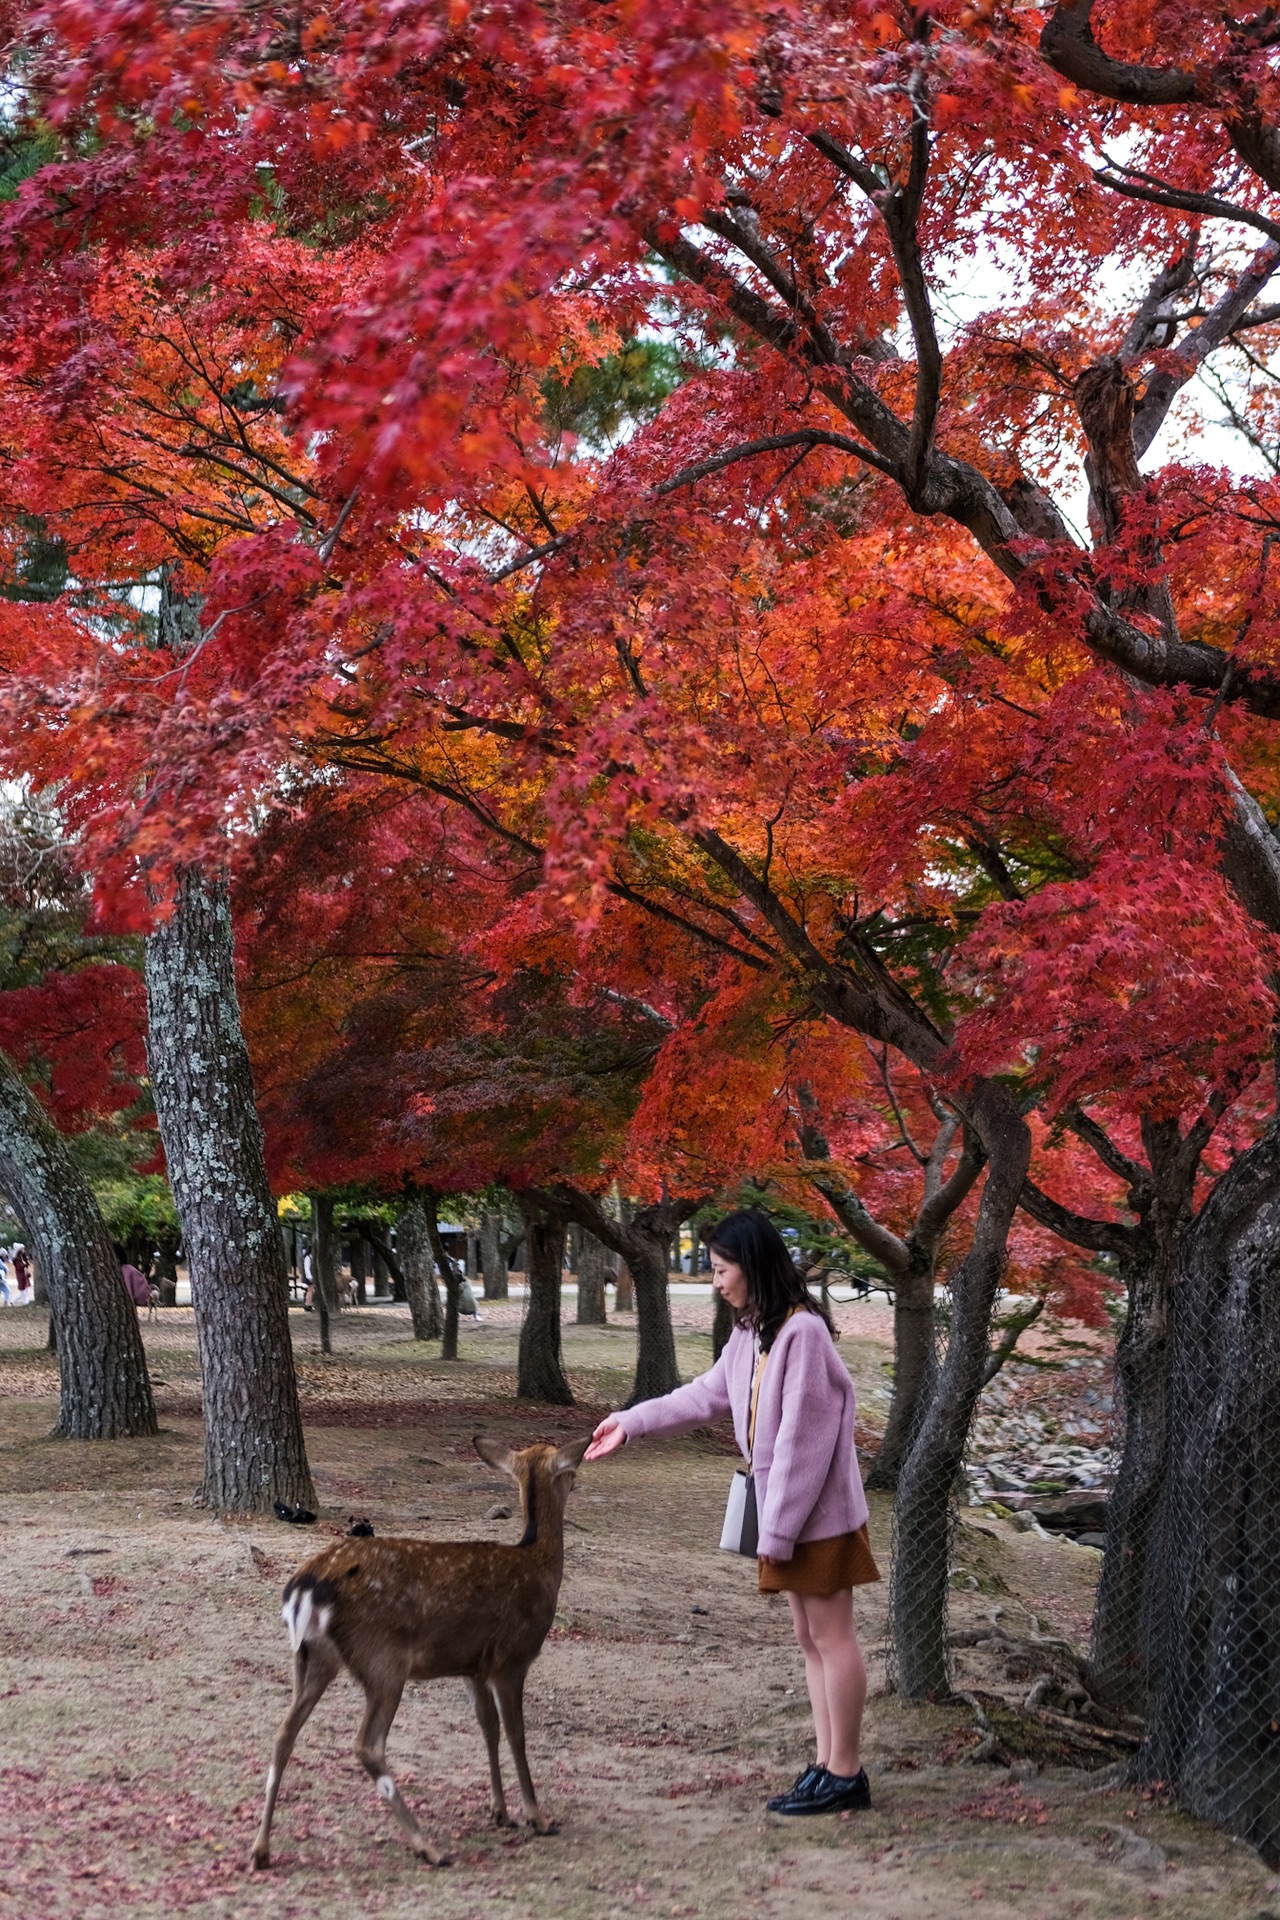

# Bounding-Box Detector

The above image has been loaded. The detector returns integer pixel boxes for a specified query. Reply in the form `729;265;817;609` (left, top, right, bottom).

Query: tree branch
656;428;900;493
1017;1178;1137;1256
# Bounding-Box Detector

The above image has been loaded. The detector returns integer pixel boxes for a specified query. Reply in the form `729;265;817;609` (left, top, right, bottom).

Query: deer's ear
473;1433;518;1476
553;1433;592;1475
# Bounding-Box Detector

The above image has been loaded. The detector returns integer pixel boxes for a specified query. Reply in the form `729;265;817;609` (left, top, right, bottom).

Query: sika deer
251;1433;589;1870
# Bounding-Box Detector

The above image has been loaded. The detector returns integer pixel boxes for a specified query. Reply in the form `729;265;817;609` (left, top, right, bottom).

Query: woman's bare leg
785;1590;831;1766
796;1588;866;1777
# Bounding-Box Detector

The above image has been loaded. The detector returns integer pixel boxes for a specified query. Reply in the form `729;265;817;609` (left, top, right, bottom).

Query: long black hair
706;1209;833;1352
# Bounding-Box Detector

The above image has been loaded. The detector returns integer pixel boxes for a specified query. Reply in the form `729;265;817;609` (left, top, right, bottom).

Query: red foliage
0;964;148;1130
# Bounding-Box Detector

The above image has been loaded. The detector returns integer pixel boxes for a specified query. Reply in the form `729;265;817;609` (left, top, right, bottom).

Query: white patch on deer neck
376;1774;396;1801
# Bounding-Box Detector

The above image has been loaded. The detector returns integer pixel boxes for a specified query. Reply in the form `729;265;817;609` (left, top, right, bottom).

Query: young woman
585;1209;878;1816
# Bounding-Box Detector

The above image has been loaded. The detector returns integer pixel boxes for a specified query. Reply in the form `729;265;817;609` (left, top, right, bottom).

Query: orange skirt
758;1523;880;1596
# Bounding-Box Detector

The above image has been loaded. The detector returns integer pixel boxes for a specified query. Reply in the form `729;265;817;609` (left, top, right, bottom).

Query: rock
1098;1823;1166;1876
485;1502;513;1520
1031;1492;1109;1535
1076;1531;1108;1550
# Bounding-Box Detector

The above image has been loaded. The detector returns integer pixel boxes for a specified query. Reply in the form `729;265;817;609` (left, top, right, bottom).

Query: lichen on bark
145;867;313;1511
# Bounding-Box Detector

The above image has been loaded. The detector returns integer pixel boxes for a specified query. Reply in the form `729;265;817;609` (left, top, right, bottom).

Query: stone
1030;1492;1109;1535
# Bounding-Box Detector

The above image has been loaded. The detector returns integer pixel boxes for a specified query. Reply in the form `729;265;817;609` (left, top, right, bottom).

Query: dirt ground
1;1295;1276;1920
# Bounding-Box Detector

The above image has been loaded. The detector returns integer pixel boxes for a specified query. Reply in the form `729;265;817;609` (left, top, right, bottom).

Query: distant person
0;1251;10;1306
459;1276;484;1325
302;1248;314;1311
13;1246;32;1300
114;1243;152;1311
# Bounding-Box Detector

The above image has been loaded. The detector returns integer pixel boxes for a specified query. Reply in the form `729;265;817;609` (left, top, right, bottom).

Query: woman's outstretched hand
584;1414;627;1461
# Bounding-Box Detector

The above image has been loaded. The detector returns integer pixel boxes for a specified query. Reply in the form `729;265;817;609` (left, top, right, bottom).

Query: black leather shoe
765;1764;825;1812
774;1766;871;1816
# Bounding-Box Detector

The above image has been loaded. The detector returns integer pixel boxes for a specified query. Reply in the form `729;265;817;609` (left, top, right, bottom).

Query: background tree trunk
613;1260;635;1311
372;1245;391;1298
145;868;313;1513
516;1197;572;1404
153;1229;180;1307
866;1262;936;1492
348;1236;367;1304
623;1229;680;1402
1141;1123;1280;1854
422;1194;462;1360
576;1229;608;1326
0;1049;156;1438
891;1094;1029;1699
308;1193;338;1356
481;1212;508;1299
398;1199;443;1340
712;1287;733;1360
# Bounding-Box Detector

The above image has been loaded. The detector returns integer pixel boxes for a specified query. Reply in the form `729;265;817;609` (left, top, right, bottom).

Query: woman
586;1208;878;1816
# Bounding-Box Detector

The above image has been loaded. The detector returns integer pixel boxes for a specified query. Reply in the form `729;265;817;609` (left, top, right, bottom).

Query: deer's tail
281;1572;338;1653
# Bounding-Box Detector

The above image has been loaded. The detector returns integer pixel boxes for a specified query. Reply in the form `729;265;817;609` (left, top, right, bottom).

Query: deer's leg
466;1679;511;1826
353;1679;449;1867
492;1670;554;1834
251;1638;341;1869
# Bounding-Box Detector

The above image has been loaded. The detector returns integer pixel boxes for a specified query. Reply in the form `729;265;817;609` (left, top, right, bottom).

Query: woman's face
710;1250;749;1312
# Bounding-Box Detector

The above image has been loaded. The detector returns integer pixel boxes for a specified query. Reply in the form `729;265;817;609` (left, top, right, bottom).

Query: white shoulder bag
720;1335;766;1556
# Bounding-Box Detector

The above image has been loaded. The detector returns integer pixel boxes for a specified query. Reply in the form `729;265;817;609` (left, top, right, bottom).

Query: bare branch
1134;237;1280;456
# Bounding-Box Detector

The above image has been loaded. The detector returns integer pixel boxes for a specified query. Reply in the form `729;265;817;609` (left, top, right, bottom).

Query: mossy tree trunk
0;1049;156;1439
145;867;314;1513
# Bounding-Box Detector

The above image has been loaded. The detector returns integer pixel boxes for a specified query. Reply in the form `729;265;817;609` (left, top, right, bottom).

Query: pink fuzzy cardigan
615;1309;868;1561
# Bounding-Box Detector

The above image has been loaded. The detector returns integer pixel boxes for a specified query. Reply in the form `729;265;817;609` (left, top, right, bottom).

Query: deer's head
474;1433;590;1547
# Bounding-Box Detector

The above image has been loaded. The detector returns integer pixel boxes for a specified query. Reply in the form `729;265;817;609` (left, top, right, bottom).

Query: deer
251;1432;590;1870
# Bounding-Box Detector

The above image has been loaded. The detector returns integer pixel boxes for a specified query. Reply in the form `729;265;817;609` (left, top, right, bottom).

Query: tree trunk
348;1236;367;1304
154;1230;180;1307
576;1229;608;1326
308;1194;338;1356
892;1092;1030;1699
516;1198;572;1404
624;1228;681;1403
398;1199;443;1340
614;1260;635;1312
466;1230;478;1283
481;1212;508;1299
1140;1123;1280;1853
712;1287;734;1360
866;1261;935;1492
1089;1234;1177;1712
0;1048;156;1438
422;1195;462;1360
145;868;313;1513
372;1245;391;1298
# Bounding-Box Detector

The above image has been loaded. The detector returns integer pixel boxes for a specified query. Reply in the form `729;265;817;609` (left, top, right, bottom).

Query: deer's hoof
531;1815;559;1836
416;1845;450;1868
491;1807;514;1828
251;1850;271;1872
